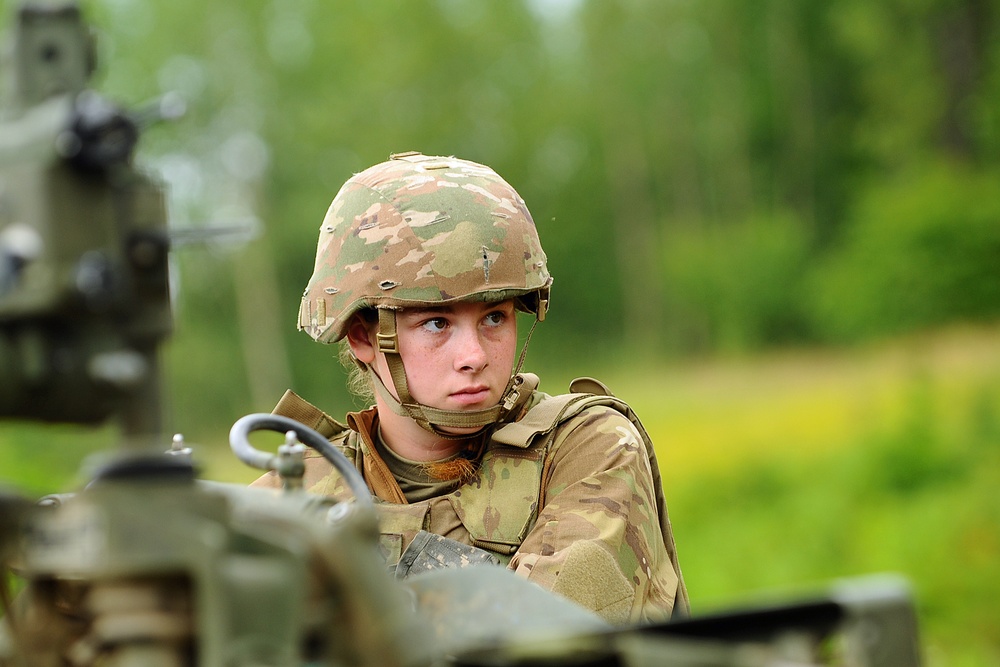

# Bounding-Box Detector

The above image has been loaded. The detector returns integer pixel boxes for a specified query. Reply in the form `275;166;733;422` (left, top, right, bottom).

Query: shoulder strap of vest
271;389;349;439
491;376;619;447
492;375;691;615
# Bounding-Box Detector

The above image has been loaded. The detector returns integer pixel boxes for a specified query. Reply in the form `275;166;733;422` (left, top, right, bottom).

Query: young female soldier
253;152;689;623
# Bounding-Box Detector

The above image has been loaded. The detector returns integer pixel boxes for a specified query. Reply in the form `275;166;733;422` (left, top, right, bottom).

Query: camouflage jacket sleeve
509;405;680;624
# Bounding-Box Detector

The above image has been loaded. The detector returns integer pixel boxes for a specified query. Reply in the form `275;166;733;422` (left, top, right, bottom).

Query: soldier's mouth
449;386;491;405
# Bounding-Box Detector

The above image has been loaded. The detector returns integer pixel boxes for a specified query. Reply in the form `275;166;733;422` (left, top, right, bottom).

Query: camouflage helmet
298;151;552;343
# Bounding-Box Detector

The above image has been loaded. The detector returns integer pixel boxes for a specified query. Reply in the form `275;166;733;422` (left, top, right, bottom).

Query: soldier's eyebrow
400;301;514;319
403;306;455;313
399;306;453;319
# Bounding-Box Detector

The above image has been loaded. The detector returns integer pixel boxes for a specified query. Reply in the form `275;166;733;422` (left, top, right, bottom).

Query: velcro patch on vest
448;448;544;551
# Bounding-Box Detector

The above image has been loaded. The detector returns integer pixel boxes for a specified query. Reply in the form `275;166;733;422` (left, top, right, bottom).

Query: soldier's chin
434;423;487;436
426;398;502;435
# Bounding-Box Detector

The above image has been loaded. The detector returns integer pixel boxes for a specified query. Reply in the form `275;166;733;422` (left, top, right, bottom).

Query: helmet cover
298;152;552;342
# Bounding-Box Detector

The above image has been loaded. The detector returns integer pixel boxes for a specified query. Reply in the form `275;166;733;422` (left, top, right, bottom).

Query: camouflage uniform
261;152;689;623
252;383;688;624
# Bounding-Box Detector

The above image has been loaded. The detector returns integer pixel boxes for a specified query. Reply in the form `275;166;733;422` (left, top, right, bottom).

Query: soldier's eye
421;318;448;332
483;311;506;327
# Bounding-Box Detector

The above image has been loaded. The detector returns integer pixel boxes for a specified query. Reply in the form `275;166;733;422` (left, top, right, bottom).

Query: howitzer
0;2;924;665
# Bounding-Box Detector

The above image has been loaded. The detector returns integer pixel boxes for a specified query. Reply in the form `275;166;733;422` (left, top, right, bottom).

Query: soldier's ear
346;315;376;364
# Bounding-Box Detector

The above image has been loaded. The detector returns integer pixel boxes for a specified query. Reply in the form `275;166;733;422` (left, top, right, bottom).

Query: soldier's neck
374;399;468;461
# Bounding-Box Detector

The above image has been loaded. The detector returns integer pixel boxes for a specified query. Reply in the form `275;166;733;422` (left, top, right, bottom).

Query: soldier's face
385;299;517;412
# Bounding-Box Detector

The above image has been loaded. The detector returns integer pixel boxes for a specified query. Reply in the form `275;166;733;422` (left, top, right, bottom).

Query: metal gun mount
0;2;926;666
0;0;171;444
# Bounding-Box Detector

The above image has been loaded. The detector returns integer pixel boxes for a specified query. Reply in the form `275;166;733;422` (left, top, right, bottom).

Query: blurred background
1;0;998;663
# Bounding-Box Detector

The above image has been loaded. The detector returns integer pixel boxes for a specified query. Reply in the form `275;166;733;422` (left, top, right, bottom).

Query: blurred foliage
661;212;813;353
0;0;989;402
808;162;1000;342
129;1;990;366
671;372;1000;666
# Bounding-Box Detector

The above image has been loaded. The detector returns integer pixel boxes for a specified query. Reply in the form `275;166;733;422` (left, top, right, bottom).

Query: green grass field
582;324;1000;666
2;324;998;664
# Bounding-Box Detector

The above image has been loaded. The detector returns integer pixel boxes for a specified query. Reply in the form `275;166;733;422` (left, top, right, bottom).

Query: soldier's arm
509;406;680;624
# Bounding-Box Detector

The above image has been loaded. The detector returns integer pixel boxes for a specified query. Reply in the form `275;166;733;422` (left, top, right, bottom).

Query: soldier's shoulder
270;389;350;439
515;385;635;434
555;403;636;440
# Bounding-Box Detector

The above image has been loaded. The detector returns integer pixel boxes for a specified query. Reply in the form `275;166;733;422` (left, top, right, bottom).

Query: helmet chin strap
371;307;538;438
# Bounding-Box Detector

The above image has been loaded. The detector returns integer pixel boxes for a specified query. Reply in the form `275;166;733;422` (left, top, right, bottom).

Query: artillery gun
0;2;924;665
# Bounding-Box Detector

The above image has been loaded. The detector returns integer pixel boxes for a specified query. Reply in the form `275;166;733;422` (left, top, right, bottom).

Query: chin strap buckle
376;332;399;354
501;373;539;417
502;382;523;413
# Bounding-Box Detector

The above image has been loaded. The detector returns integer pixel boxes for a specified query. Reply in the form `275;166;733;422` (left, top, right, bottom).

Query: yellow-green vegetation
590;324;1000;666
2;325;998;664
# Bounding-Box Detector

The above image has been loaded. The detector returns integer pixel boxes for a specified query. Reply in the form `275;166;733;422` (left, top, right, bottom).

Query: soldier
253;151;689;623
